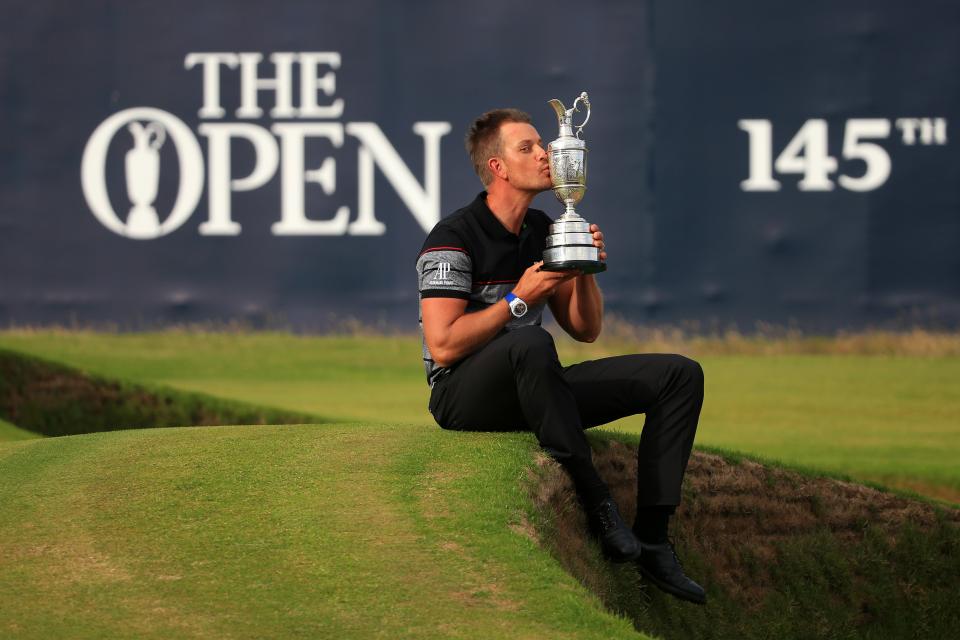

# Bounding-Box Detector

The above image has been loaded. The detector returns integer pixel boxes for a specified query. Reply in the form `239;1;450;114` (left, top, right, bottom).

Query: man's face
494;122;552;192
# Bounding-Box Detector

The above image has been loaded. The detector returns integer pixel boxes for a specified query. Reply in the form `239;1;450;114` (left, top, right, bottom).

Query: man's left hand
590;224;607;262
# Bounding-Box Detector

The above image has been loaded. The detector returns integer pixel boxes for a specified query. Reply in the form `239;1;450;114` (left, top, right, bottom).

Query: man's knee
682;355;704;386
665;354;704;391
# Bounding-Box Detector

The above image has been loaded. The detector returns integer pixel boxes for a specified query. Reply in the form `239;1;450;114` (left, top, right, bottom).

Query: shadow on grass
0;348;322;437
526;434;960;640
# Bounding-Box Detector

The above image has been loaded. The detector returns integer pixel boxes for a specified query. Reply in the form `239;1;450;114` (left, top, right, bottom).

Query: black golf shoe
587;498;642;562
636;540;707;604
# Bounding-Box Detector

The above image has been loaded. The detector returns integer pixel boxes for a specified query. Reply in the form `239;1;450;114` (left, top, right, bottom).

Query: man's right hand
512;261;578;305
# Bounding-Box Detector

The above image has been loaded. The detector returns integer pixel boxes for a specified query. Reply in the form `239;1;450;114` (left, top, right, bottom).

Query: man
416;108;706;604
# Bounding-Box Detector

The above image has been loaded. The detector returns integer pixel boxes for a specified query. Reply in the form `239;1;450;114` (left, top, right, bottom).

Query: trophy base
540;260;607;274
542;243;604;273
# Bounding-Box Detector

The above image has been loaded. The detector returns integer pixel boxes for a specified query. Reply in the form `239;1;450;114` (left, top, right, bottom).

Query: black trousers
429;326;703;509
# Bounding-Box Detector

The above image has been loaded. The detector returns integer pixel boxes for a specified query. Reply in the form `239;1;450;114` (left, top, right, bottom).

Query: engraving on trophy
555;153;583;183
124;121;166;239
541;92;605;274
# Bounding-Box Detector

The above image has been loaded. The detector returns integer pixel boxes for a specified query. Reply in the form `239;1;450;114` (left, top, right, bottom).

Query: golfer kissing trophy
541;91;605;274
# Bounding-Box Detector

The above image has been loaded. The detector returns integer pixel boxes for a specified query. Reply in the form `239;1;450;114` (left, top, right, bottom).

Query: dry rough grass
529;441;960;614
8;323;959;355
555;318;960;357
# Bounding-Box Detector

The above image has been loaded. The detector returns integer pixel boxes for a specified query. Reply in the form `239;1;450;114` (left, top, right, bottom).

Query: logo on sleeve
428;262;453;285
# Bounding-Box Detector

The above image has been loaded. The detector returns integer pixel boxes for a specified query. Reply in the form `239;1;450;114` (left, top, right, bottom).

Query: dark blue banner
2;1;957;330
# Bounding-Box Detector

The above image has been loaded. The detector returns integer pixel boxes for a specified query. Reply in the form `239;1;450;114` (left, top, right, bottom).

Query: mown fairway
0;423;641;639
1;330;957;501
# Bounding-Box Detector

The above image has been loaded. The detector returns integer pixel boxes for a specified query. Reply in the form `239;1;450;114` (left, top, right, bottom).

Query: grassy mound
531;436;960;639
3;423;956;639
0;349;316;437
0;424;641;640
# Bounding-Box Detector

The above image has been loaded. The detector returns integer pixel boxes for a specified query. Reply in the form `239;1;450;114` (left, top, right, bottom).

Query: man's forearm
430;300;511;367
568;274;604;341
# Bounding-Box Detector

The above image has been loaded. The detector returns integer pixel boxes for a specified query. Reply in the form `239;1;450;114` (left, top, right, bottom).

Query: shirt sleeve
416;227;472;300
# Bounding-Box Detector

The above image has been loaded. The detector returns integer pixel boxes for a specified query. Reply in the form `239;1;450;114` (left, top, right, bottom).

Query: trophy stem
559;200;584;222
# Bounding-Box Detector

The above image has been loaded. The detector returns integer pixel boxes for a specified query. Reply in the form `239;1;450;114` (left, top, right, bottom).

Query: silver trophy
541;91;605;273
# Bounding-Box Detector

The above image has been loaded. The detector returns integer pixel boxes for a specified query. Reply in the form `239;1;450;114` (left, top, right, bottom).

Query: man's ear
488;156;507;181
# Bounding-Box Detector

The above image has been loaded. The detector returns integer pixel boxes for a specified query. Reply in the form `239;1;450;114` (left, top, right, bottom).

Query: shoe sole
636;563;707;605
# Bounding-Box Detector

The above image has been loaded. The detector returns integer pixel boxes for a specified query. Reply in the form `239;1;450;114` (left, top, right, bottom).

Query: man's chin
520;182;552;195
514;177;554;195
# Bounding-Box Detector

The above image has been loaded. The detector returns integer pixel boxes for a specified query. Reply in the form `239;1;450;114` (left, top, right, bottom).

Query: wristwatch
504;292;528;318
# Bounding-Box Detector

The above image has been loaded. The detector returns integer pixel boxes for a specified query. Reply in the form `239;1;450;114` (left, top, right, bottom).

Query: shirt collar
472;191;529;240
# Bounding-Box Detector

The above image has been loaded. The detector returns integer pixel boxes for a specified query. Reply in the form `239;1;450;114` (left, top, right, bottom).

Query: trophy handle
572;92;590;139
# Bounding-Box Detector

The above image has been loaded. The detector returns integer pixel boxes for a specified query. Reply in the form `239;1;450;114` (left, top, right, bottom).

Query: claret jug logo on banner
81;52;452;240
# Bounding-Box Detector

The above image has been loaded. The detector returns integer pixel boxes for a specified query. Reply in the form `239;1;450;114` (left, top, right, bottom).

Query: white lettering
270;123;350;235
896;117;948;146
919;118;937;146
237;52;297;119
896;117;921;145
298;52;344;119
197;123;279;235
737;119;781;191
184;52;239;119
934;118;948;145
743;117;949;193
345;121;451;235
774;119;837;191
837;119;891;192
85;52;452;239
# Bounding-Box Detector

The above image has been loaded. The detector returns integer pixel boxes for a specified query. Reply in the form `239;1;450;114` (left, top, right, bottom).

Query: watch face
513;301;528;317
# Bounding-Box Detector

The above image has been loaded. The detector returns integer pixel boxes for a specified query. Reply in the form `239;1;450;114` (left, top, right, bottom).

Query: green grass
0;330;957;501
0;424;641;639
1;330;957;638
611;355;960;501
0;417;40;441
0;331;425;424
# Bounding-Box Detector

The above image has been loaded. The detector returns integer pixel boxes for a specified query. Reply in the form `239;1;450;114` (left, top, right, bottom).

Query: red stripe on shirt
419;246;469;257
473;279;519;285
